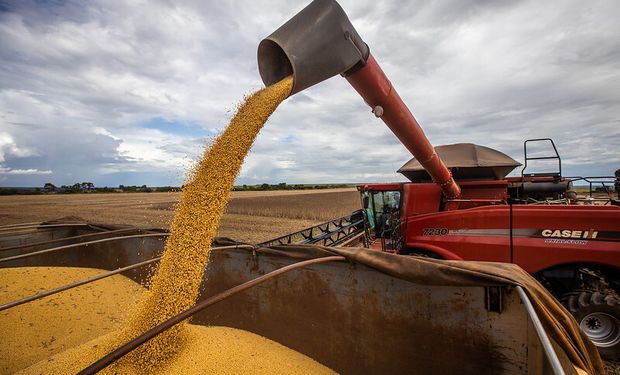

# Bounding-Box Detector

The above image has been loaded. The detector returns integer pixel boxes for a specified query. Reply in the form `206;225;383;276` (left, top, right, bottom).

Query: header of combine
257;0;461;199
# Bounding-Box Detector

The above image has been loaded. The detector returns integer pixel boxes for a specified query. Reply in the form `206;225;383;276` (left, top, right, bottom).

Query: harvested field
0;189;360;244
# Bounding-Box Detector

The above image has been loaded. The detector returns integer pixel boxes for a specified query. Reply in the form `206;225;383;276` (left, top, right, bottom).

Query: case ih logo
541;229;598;239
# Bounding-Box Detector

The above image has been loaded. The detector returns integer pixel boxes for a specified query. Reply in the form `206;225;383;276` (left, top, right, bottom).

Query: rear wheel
562;291;620;360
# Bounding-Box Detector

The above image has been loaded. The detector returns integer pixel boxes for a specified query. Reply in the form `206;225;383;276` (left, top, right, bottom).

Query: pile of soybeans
0;76;335;374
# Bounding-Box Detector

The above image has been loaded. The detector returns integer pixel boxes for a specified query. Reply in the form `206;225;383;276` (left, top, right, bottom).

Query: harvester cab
359;185;402;250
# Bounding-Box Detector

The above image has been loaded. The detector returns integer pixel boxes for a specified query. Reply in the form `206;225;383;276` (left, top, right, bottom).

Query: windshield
364;190;401;237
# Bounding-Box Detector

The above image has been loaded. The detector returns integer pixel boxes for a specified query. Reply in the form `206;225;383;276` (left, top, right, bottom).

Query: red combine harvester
356;142;620;360
257;0;620;359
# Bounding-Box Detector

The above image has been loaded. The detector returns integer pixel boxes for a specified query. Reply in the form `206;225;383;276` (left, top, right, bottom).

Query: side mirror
363;195;369;209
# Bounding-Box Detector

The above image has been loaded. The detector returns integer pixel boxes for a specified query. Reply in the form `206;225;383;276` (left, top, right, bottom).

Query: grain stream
122;76;294;369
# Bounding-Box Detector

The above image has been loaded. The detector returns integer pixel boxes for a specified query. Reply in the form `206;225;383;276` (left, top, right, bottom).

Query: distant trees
81;182;95;191
57;182;95;193
0;183;179;195
0;182;353;195
233;183;353;191
117;184;154;192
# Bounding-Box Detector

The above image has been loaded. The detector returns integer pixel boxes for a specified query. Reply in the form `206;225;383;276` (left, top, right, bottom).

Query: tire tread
561;290;620;360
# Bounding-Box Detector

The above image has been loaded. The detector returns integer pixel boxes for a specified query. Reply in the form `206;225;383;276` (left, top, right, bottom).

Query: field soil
0;189;360;244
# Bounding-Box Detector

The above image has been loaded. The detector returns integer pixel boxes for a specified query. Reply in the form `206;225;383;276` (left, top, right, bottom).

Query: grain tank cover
398;143;521;181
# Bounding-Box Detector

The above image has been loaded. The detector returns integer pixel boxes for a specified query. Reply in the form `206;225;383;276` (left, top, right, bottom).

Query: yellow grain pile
0;266;146;373
23;325;333;375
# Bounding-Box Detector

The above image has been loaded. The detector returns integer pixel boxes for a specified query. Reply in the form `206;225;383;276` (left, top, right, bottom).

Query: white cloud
0;167;52;175
0;131;45;176
114;127;201;172
0;0;618;187
0;132;35;162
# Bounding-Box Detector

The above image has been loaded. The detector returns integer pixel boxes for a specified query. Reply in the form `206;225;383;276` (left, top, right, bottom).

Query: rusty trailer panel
198;247;574;375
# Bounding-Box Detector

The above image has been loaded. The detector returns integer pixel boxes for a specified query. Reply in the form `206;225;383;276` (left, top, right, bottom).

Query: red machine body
358;177;620;361
360;182;619;275
345;49;620;359
338;12;620;358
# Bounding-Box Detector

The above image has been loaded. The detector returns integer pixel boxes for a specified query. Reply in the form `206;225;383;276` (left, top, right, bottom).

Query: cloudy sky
1;0;619;187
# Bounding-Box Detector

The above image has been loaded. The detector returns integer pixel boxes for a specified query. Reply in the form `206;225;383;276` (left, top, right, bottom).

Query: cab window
370;190;401;237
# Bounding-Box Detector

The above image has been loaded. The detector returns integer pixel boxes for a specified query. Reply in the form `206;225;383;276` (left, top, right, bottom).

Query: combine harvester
256;0;620;361
0;0;612;374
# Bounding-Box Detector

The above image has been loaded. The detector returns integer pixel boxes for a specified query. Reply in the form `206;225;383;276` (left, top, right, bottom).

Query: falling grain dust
123;75;295;368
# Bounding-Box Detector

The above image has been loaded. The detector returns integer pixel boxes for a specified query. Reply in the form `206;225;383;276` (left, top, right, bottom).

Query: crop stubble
0;189;359;243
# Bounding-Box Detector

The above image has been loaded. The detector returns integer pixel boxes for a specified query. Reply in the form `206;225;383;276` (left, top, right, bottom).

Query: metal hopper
398;143;522;182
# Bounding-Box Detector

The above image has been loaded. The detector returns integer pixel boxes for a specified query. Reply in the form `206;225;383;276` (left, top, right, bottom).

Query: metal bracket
485;286;503;313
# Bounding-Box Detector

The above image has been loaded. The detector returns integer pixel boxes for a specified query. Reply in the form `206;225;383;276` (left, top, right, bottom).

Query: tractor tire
562;291;620;360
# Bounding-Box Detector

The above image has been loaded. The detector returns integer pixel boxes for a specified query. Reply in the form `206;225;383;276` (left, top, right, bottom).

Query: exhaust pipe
258;0;461;200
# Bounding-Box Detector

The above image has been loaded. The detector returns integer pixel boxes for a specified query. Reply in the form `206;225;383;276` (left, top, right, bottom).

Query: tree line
0;182;354;195
233;182;353;191
0;182;179;195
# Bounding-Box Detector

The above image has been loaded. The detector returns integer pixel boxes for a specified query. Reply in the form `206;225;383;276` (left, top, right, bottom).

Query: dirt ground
0;189;360;244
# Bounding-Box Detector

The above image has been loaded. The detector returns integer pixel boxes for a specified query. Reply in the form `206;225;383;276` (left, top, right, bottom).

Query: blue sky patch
141;117;213;138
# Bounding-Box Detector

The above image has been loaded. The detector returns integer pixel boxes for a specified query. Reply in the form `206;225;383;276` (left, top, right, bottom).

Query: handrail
0;227;141;252
0;221;42;229
0;257;161;312
0;223;90;236
521;138;562;178
516;286;566;375
565;175;616;199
